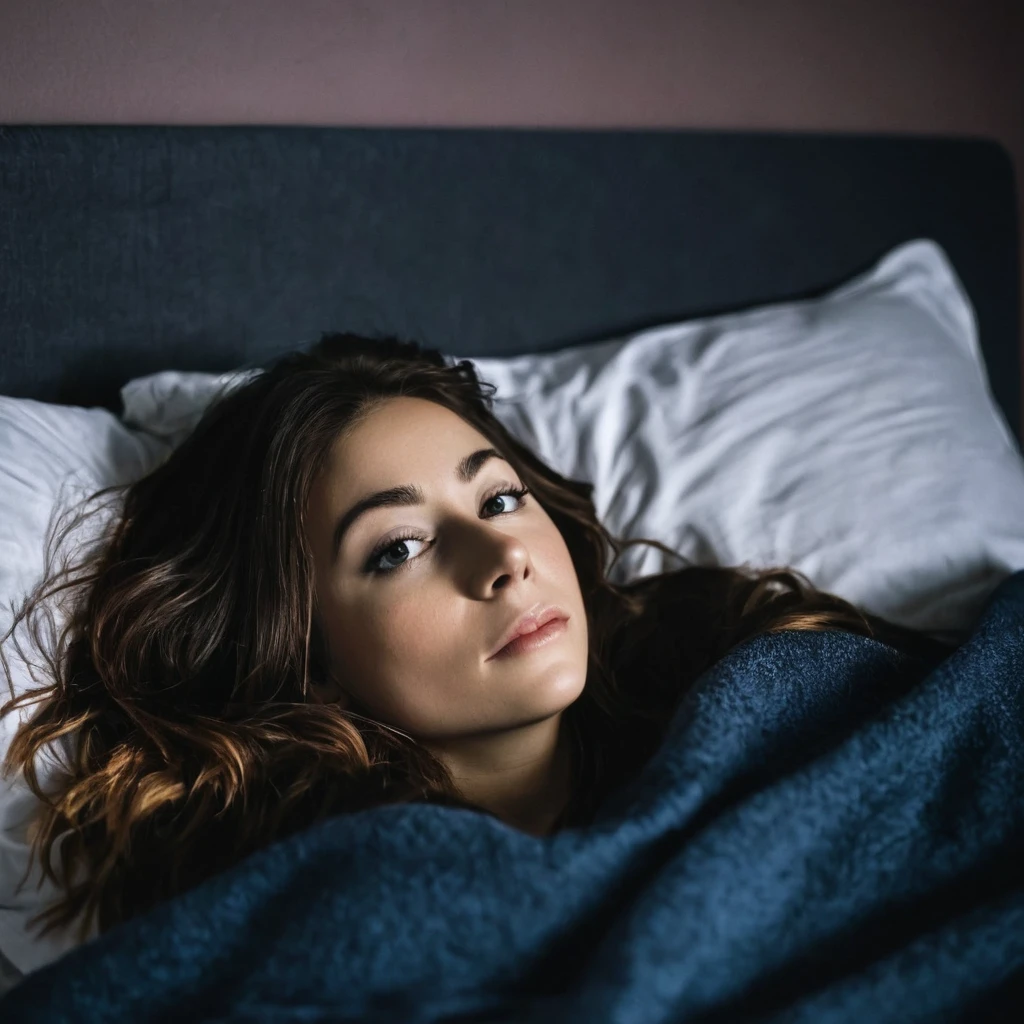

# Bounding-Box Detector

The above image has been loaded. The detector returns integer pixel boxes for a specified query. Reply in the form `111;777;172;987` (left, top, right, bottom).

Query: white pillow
468;239;1024;637
122;238;1024;636
0;399;169;979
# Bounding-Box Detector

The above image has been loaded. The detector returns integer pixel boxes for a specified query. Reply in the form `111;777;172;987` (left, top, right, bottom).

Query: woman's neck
428;713;575;838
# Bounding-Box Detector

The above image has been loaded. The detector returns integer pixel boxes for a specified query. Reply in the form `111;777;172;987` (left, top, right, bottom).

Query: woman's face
305;396;590;741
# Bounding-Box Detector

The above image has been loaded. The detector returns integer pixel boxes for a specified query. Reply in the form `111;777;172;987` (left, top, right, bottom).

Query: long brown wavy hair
1;332;957;943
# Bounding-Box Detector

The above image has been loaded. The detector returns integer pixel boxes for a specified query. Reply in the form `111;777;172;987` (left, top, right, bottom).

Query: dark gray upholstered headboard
0;126;1019;441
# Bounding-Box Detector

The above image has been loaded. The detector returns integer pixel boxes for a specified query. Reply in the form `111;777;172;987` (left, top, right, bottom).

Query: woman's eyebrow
331;447;506;563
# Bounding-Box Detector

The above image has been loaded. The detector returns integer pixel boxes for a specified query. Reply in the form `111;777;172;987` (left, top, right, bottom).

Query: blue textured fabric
4;572;1024;1023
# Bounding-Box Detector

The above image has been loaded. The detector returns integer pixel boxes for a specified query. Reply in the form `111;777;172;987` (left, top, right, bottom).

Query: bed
1;125;1023;1021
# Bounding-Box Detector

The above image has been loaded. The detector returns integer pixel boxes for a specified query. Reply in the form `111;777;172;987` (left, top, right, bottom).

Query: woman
1;332;956;945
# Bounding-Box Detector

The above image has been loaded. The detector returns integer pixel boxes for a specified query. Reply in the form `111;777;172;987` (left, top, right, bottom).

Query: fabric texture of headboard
0;125;1019;438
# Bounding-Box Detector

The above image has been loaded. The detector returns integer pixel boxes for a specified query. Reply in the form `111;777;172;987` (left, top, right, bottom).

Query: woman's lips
491;615;569;659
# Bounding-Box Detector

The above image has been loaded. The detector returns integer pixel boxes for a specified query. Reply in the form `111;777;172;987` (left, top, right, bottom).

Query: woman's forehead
319;398;492;496
336;397;482;456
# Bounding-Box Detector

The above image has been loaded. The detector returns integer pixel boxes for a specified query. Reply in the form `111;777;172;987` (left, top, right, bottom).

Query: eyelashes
363;482;531;576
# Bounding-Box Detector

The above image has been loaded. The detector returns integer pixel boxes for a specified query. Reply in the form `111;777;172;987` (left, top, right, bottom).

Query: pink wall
1;0;1022;427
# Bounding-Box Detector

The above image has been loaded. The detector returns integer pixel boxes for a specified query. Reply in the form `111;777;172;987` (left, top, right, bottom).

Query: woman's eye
482;489;527;516
365;483;530;576
371;536;427;573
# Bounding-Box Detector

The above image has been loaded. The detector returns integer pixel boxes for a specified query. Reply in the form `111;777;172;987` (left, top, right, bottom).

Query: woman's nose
460;522;530;589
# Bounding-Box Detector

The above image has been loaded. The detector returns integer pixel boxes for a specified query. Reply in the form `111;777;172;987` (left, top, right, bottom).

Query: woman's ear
307;621;349;707
307;674;350;707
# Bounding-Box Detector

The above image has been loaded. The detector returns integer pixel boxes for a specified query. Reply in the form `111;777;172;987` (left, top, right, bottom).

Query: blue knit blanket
4;572;1024;1023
